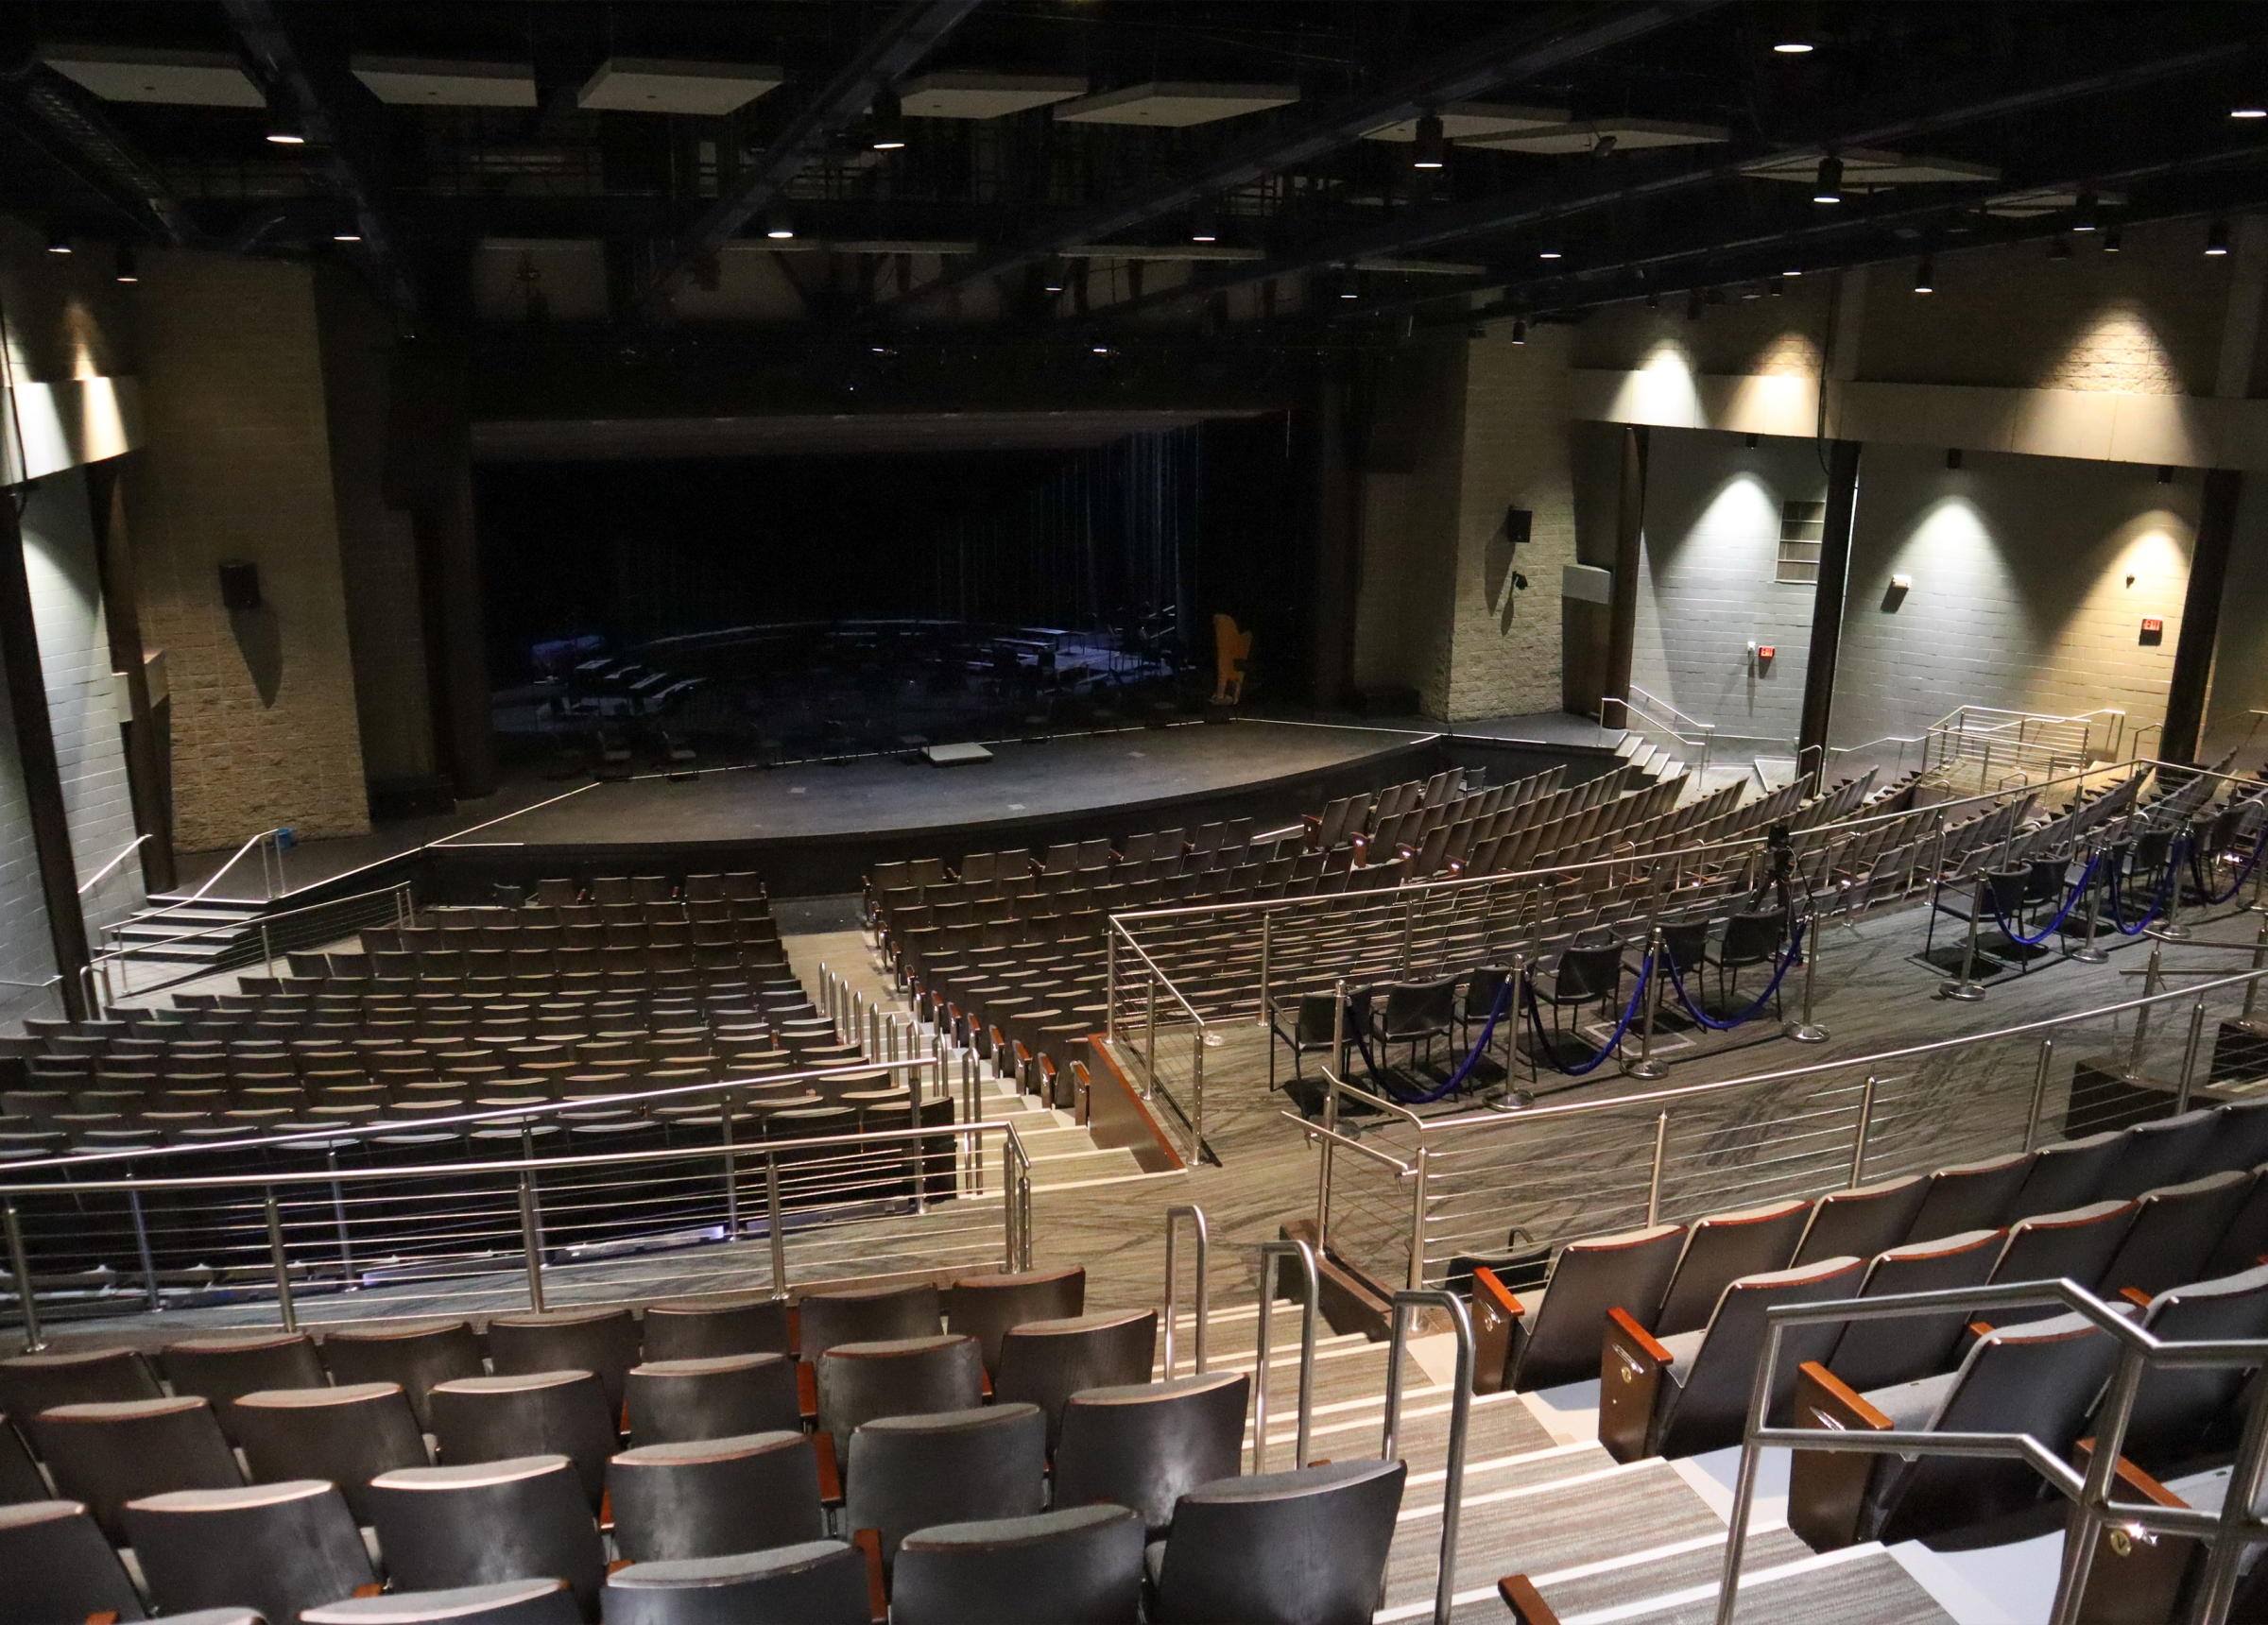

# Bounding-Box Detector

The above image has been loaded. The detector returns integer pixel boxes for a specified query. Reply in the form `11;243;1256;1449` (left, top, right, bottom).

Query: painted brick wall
1830;444;2197;755
1628;431;1826;755
1443;325;1575;721
128;252;370;850
1573;278;1836;378
20;473;144;935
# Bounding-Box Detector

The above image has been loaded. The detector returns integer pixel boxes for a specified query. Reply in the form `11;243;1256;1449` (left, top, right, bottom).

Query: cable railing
81;881;417;1008
1105;921;1211;1165
1719;1277;2268;1625
129;827;289;925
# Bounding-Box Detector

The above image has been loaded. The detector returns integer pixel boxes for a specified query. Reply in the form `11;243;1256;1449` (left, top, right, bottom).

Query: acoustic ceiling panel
1363;101;1567;143
900;71;1088;119
42;44;263;107
352;56;537;108
1054;81;1299;128
1743;147;2000;185
577;58;784;115
1464;116;1727;154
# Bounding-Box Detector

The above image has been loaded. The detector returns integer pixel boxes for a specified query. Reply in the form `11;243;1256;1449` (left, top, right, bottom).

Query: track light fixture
1538;246;1562;261
869;88;905;151
2072;189;2098;231
764;212;796;240
1511;319;1527;344
1913;256;1933;294
2233;103;2267;120
1812;155;1842;204
2208;218;2231;256
1412;111;1446;170
264;85;305;145
114;245;137;283
1040;258;1067;294
2103;226;2123;254
1188;203;1217;244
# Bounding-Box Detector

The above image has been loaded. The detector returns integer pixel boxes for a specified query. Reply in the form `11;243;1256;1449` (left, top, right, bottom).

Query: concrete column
84;459;177;894
1304;362;1361;708
2164;468;2242;763
0;494;90;1018
1796;439;1863;779
1601;425;1648;728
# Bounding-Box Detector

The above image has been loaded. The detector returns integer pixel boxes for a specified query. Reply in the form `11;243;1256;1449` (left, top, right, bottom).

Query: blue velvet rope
1984;854;2100;949
2106;838;2184;936
1373;979;1516;1105
2190;831;2266;906
1661;921;1807;1032
1522;953;1656;1077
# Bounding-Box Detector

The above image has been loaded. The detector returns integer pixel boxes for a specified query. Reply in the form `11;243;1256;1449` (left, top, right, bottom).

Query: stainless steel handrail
1161;1203;1211;1377
1383;1288;1476;1625
1716;1277;2268;1625
131;827;284;925
1251;1237;1320;1472
77;834;151;897
89;880;409;969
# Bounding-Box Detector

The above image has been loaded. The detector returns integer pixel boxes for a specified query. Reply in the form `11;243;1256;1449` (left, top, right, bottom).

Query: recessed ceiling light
2232;106;2267;119
1773;42;1814;54
1538;248;1562;261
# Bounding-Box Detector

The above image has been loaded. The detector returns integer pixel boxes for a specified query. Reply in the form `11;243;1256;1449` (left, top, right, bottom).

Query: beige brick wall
128;252;369;849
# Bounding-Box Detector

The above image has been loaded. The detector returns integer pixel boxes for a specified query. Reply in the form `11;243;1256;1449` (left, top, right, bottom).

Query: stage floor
436;718;1436;853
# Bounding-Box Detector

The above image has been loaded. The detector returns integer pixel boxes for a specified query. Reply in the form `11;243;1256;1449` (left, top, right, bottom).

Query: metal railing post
1400;897;1413;976
129;1187;159;1313
721;1094;741;1237
1143;979;1158;1094
260;919;275;980
2025;1038;2054;1151
2123;940;2163;1082
2177;999;2208;1112
1848;1074;1878;1188
517;1174;546;1312
2246;910;2268;1026
765;1153;787;1293
1786;889;1828;1042
1383;1290;1475;1625
1941;872;1989;1001
1106;930;1117;1039
265;1188;297;1332
1646;1110;1669;1226
1161;1204;1210;1377
1190;1026;1206;1166
5;1197;43;1351
1252;1238;1319;1473
1258;912;1271;1027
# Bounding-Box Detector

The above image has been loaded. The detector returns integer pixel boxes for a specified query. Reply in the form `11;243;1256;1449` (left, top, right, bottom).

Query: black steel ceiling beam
0;62;203;244
884;0;1718;320
1096;34;2258;326
632;0;983;319
221;0;415;318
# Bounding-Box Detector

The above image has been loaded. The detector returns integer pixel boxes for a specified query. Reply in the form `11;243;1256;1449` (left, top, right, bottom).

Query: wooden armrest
1967;1320;1995;1340
352;1587;384;1601
1598;1307;1672;1463
607;1559;632;1575
2072;1440;2191;1509
798;1360;817;1420
981;1369;994;1399
598;1486;612;1531
2070;1440;2200;1625
852;1527;887;1623
1469;1267;1524;1397
1787;1360;1892;1551
1498;1576;1563;1625
813;1430;843;1507
87;1613;120;1624
787;1306;801;1358
2118;1286;2155;1309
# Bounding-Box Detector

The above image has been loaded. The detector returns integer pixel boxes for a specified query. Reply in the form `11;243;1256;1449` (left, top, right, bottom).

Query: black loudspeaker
218;559;262;611
1503;507;1532;547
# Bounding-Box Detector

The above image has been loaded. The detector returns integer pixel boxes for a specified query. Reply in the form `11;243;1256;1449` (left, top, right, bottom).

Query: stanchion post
2073;835;2108;965
2154;831;2193;942
1623;930;1667;1081
1941;872;1989;1001
5;1196;43;1352
1785;891;1829;1042
265;1188;297;1332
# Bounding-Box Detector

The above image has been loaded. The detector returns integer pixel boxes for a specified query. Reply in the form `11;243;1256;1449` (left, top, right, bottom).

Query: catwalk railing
0;1054;1033;1336
1293;957;2268;1296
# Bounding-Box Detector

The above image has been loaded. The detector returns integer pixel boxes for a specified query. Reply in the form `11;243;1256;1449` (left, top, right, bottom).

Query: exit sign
2140;618;2164;646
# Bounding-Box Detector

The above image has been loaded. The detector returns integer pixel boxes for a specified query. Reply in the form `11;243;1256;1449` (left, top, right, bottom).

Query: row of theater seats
906;946;1112;1108
1468;1101;2268;1548
0;1272;1407;1625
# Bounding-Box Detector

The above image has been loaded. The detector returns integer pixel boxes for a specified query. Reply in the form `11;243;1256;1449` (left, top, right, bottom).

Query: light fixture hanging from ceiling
2207;218;2232;256
114;245;137;283
1773;41;1814;54
1913;256;1933;293
1511;319;1527;344
1412;111;1446;170
2102;225;2123;253
2072;189;2099;231
1812;155;1842;204
44;227;69;254
869;87;906;151
264;84;305;145
764;212;796;241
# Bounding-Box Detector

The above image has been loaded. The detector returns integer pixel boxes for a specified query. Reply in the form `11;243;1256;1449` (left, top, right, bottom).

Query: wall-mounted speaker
218;559;262;611
1503;507;1532;547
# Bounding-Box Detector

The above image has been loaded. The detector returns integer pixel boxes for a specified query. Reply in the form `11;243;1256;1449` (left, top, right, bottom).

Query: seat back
843;1403;1045;1564
2100;1109;2222;1200
430;1371;617;1508
1656;1257;1864;1458
319;1322;483;1430
1293;993;1338;1046
892;1503;1145;1625
302;1578;579;1625
1552;946;1623;1002
798;1282;942;1360
0;1346;159;1418
1512;1223;1686;1389
1988;1199;2138;1306
994;1310;1157;1451
2207;1172;2268;1277
1792;1176;1933;1268
368;1456;605;1617
1903;1151;2035;1242
2004;1131;2129;1223
940;1268;1086;1377
0;1411;45;1504
2099;1170;2258;1298
603;1543;870;1625
232;1381;428;1526
486;1309;643;1415
160;1334;326;1445
1654;1199;1813;1336
2192;1101;2268;1179
1826;1230;2003;1391
0;1498;146;1624
625;1356;799;1446
1870;1313;2122;1544
607;1431;822;1564
27;1395;243;1540
1053;1372;1249;1536
124;1479;374;1624
640;1299;792;1361
1720;910;1787;964
1152;1460;1407;1625
2123;1263;2268;1470
815;1335;984;1440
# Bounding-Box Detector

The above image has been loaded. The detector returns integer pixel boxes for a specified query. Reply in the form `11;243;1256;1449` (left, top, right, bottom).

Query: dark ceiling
4;1;2266;347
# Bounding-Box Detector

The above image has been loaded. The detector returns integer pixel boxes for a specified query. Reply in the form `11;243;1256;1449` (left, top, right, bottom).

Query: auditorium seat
321;1322;484;1430
1146;1460;1406;1625
816;1335;984;1442
304;1579;579;1625
487;1309;643;1415
1651;1197;1813;1336
603;1542;871;1625
159;1332;327;1444
1984;1198;2137;1326
28;1394;244;1539
892;1504;1145;1625
124;1480;375;1623
0;1413;44;1504
2115;1263;2268;1472
1476;1222;1686;1392
0;1499;147;1625
606;1430;823;1563
2194;1100;2268;1178
624;1355;799;1445
1791;1175;1932;1268
2100;1108;2222;1199
640;1297;792;1360
232;1381;429;1523
0;1346;160;1417
2098;1170;2258;1297
941;1267;1086;1376
2003;1129;2128;1222
1824;1229;2003;1391
843;1403;1046;1566
1902;1150;2035;1242
368;1457;605;1619
1600;1256;1864;1461
993;1310;1156;1450
429;1372;617;1508
1052;1371;1249;1536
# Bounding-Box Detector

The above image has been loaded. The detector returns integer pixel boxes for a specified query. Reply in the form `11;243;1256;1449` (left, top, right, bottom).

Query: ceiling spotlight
1041;259;1067;294
869;88;905;151
1773;41;1815;54
764;212;796;240
2232;104;2268;120
2072;189;2099;231
1091;342;1110;355
44;227;69;254
113;245;137;283
1412;111;1446;170
1913;256;1933;294
1538;247;1563;261
2103;225;2123;253
1338;268;1360;299
1511;319;1527;344
1189;204;1217;244
1812;155;1843;204
333;229;361;243
1591;132;1618;158
2049;234;2073;261
1783;266;1804;278
2208;218;2232;256
264;86;305;145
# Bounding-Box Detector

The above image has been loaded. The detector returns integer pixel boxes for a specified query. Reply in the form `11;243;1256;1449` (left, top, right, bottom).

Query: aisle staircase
103;895;269;971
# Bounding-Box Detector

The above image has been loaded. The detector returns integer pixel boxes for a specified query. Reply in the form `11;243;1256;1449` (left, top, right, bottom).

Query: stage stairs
1168;1295;1981;1625
104;894;270;970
